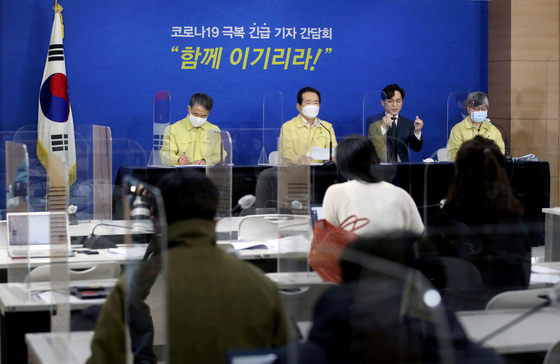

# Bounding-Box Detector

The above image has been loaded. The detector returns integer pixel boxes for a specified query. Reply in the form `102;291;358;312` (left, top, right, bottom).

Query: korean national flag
37;6;76;185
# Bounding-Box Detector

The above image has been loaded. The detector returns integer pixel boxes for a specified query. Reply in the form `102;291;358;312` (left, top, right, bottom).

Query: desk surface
26;331;93;364
457;308;560;354
0;279;117;314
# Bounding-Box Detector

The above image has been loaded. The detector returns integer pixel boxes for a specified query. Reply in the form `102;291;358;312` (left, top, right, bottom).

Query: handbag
309;215;370;283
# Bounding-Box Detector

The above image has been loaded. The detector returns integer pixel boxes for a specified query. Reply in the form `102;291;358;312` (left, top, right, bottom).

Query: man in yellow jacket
280;87;337;164
160;93;224;165
447;92;505;161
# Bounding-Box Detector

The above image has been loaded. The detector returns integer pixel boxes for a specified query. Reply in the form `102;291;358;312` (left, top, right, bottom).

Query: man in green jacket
87;170;288;363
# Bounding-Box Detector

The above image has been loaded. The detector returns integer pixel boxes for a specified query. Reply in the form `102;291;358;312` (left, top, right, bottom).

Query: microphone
489;120;509;157
319;122;335;167
217;194;256;219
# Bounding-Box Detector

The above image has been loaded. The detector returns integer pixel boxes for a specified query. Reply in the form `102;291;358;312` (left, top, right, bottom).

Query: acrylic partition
206;130;233;241
258;91;283;165
11;124;120;221
123;176;169;363
275;138;312;276
445;91;470;159
279;234;456;364
363;90;386;137
148;91;171;167
547;55;559;187
5;141;31;285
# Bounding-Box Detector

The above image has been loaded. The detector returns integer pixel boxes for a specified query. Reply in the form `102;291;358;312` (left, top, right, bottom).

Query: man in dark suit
366;84;424;162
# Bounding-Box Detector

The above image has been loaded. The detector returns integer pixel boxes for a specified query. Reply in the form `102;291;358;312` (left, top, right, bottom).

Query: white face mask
189;114;207;127
471;110;487;123
301;105;320;119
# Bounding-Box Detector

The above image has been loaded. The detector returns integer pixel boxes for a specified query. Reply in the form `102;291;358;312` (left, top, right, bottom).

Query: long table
116;161;550;245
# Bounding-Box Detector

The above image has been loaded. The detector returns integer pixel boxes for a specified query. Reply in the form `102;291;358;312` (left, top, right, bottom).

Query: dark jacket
366;112;424;162
87;219;288;364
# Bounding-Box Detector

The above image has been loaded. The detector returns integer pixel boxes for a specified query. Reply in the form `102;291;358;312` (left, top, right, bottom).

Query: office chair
237;214;310;241
437;147;449;162
485;288;551;310
268;151;279;165
544;338;560;364
27;261;121;282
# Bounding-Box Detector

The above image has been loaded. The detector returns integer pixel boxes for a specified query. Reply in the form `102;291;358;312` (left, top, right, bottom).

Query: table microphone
217;194;256;219
319;122;335;167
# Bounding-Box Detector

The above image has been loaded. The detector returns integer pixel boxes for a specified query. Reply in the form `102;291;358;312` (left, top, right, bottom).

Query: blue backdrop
1;0;488;171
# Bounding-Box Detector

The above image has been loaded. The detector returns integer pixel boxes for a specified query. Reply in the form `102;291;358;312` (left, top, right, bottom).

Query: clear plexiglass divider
5;141;32;286
279;234;456;364
123;176;169;363
11;124;119;222
206;130;233;241
275;138;312;277
148;91;171;167
258;91;283;165
445;91;471;161
363;91;387;137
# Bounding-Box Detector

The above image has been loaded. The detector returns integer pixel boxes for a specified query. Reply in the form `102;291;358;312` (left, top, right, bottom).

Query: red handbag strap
339;215;370;232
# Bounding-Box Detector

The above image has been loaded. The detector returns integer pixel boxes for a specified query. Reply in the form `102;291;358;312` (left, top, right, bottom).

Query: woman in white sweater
322;134;424;236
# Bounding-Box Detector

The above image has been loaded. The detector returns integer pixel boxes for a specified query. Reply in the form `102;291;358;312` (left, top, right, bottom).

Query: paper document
269;236;310;253
310;146;336;161
107;246;147;259
231;236;309;254
231;241;271;250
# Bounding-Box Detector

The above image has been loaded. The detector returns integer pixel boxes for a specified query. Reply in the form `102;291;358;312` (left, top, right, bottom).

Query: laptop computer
7;212;72;258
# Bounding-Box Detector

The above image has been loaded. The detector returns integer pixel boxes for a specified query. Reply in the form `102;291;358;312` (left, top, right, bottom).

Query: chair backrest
485;288;551;310
268;151;278;165
437;147;448;162
28;261;122;283
544;338;560;364
237;214;310;241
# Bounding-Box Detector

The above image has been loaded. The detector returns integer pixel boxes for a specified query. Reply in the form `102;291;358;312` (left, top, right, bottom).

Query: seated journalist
87;170;288;364
366;84;424;163
447;92;505;161
322;134;424;237
425;136;531;308
280;86;337;164
275;232;505;364
159;93;224;166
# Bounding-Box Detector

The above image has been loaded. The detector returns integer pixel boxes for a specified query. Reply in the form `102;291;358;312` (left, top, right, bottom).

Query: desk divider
206;130;233;241
5;141;32;286
123;176;169;363
276;138;312;275
258;91;283;165
148;91;171;167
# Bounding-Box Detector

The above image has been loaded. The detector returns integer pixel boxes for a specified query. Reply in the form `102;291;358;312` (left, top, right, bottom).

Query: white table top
0;279;117;315
26;331;93;364
457;308;560;354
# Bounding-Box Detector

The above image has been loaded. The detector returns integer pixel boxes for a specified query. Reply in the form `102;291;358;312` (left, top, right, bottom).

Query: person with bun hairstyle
425;135;531;306
322;134;423;236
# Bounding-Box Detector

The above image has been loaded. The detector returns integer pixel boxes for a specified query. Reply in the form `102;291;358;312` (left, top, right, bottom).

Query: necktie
390;122;398;162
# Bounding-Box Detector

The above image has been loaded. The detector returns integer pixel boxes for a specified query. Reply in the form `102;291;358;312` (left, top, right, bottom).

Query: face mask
189;114;207;127
471;110;487;123
301;105;320;119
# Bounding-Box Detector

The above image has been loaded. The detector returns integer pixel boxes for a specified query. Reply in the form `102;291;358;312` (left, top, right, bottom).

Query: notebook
7;212;72;258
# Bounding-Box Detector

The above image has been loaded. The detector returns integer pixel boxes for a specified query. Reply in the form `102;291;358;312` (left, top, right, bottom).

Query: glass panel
259;91;283;165
123;176;169;363
207;130;233;241
363;90;386;137
148;91;171;167
5;141;31;285
47;210;71;363
276;138;312;276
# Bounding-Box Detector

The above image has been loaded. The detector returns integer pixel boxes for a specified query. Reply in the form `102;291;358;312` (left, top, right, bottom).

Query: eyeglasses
385;99;403;105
